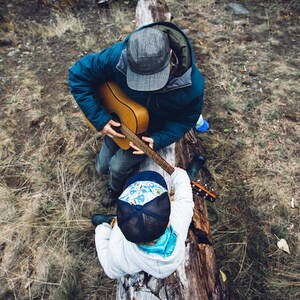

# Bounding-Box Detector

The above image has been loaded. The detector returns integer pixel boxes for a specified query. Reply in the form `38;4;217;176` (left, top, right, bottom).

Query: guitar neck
120;124;175;175
120;123;217;202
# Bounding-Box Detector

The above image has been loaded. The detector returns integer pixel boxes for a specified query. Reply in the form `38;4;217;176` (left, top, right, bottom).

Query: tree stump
116;1;225;299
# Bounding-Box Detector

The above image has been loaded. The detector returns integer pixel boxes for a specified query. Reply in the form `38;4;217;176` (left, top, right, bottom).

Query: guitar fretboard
120;124;175;175
120;123;217;202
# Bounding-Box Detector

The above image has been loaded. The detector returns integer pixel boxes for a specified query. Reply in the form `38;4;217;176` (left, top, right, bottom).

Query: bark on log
116;1;225;299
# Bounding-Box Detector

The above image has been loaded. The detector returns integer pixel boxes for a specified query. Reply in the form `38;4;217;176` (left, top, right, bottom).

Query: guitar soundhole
110;113;122;133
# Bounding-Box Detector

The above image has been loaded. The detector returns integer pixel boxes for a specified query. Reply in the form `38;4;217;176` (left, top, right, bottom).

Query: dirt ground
0;0;299;299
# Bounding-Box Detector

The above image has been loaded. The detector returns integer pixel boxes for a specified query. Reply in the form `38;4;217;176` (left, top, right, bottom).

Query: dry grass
17;13;84;38
0;0;299;299
186;1;300;298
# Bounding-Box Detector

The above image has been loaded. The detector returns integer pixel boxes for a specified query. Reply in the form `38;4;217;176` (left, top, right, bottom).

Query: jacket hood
133;22;196;66
122;22;194;70
117;22;195;91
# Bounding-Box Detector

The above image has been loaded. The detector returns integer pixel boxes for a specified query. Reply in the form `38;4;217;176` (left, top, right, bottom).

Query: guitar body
98;82;149;150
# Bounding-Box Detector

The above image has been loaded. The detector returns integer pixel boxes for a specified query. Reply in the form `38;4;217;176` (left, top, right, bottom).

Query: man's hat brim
126;59;170;91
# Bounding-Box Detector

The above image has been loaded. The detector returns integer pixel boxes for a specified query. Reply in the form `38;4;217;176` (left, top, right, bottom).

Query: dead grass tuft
17;13;84;39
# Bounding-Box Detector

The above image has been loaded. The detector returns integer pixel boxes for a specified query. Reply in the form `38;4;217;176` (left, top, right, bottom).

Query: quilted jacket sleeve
68;44;122;131
150;95;202;150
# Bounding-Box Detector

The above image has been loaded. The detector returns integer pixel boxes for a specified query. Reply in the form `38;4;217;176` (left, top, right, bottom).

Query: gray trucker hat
126;27;170;91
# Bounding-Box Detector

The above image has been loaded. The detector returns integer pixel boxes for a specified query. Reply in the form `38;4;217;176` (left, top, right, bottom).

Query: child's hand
173;167;186;174
173;167;182;171
110;217;117;228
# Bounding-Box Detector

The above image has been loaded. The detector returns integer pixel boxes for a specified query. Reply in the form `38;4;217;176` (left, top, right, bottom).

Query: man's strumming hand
102;120;125;139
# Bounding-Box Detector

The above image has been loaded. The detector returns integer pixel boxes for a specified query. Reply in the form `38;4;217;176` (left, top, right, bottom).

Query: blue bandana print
138;225;177;257
119;181;167;205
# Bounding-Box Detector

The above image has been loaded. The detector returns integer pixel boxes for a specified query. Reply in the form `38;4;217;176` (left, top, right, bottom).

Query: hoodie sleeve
95;224;126;279
170;169;194;237
68;43;123;131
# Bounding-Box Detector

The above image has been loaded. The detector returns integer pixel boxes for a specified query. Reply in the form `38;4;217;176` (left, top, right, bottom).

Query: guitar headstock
191;180;217;202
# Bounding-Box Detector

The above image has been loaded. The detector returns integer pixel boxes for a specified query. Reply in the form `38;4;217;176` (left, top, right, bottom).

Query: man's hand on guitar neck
102;120;125;139
130;137;154;155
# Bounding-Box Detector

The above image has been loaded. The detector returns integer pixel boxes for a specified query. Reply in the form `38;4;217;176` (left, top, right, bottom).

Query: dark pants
95;136;146;193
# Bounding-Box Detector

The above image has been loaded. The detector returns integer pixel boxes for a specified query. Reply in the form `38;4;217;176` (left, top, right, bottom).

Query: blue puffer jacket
68;22;204;150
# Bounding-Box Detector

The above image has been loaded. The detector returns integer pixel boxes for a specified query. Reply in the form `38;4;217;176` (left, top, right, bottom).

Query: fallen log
116;1;225;299
135;0;172;28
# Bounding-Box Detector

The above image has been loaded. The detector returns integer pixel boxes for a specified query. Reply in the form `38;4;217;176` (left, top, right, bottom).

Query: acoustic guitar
83;81;149;150
87;81;217;202
99;82;149;150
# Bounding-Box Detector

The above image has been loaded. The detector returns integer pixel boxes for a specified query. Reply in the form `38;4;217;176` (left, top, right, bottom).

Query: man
68;22;204;206
92;168;194;279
